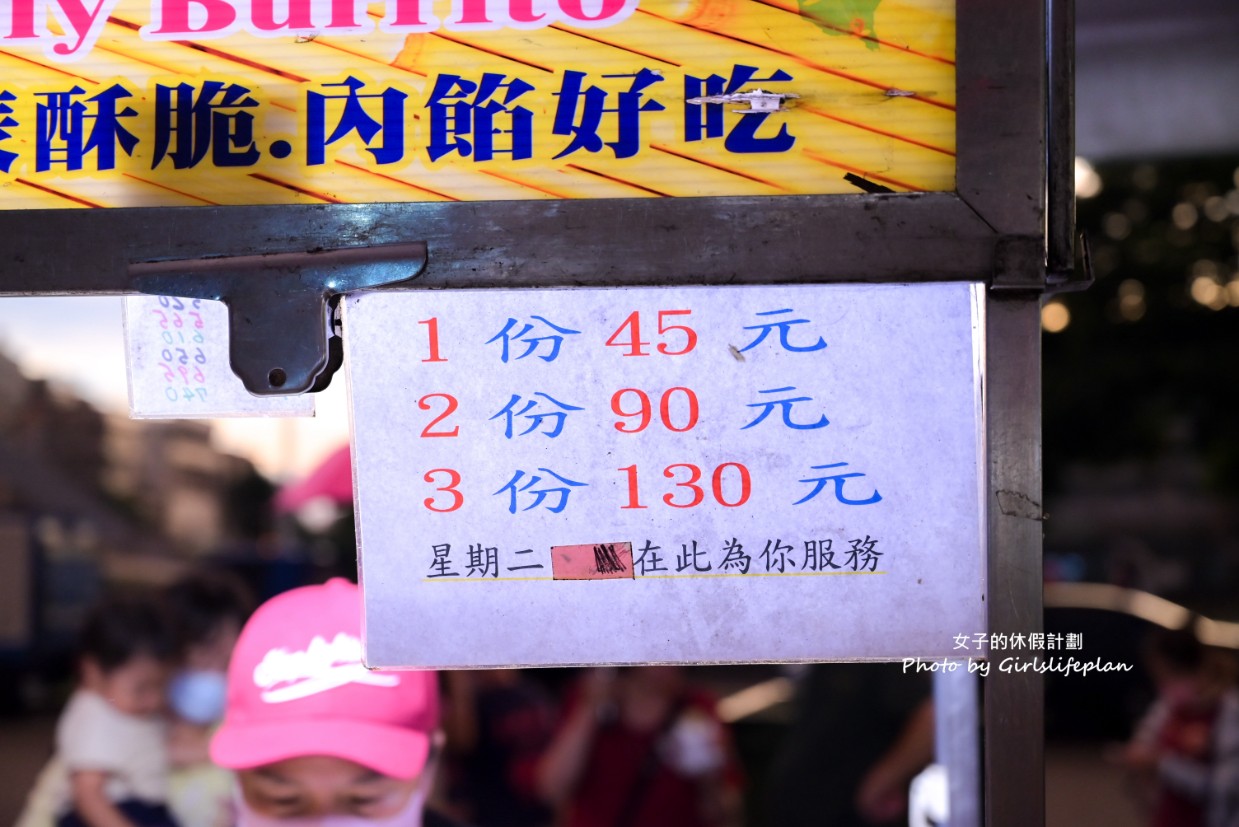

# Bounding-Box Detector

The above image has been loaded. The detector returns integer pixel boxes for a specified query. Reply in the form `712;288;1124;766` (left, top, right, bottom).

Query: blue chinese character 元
0;91;19;173
426;73;534;162
153;81;260;169
486;316;581;363
552;69;665;160
493;468;588;514
36;85;138;172
489;392;584;438
307;77;408;166
685;65;796;153
793;462;882;506
738;308;827;354
742;387;829;431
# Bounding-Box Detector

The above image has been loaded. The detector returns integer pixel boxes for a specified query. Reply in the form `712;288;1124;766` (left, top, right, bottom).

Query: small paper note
124;295;314;419
551;542;635;581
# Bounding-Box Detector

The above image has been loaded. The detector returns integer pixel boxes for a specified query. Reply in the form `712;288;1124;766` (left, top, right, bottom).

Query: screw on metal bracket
129;242;427;395
685;88;800;113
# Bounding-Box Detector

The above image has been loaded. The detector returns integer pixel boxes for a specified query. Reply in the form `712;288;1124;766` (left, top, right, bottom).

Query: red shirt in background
1152;702;1219;827
561;686;744;827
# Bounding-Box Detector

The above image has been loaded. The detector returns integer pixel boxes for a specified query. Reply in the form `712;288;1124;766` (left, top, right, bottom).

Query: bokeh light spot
1042;301;1071;333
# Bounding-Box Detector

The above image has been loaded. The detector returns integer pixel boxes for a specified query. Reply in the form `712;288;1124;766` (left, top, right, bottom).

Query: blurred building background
0;349;278;704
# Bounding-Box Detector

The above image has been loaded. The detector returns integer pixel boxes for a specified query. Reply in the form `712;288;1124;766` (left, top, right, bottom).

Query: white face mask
168;670;228;725
661;711;725;777
235;786;426;827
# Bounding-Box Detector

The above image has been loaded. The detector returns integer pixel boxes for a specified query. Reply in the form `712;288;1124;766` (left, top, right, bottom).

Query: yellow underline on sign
637;570;888;580
422;576;556;583
422;571;886;583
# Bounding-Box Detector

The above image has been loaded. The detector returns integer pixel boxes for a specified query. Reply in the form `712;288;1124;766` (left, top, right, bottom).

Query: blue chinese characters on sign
486;316;581;363
36;85;138;172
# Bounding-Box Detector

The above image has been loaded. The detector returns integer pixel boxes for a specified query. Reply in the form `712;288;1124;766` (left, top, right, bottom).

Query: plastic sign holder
347;282;988;669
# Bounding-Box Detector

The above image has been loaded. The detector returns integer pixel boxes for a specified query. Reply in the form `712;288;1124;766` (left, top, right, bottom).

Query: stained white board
346;282;987;668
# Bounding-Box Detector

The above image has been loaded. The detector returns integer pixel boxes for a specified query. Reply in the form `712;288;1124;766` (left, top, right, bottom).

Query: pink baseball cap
210;578;437;780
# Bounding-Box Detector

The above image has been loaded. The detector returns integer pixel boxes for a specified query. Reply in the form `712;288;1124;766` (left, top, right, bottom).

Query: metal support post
983;295;1045;826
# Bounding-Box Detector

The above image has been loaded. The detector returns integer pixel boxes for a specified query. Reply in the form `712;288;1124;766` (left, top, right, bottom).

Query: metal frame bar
0;3;1058;824
1047;0;1076;281
984;295;1045;826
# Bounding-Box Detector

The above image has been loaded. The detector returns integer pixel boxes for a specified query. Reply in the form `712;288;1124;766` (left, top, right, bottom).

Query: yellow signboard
0;0;954;208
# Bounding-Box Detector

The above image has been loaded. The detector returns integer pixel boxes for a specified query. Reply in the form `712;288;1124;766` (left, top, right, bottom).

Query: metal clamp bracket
989;235;1045;293
129;242;427;395
1046;231;1095;295
989;231;1094;295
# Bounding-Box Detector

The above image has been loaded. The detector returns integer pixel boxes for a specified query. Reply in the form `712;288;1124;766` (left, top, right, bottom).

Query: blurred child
16;593;179;827
536;666;743;827
162;571;253;827
1122;627;1239;827
442;669;556;827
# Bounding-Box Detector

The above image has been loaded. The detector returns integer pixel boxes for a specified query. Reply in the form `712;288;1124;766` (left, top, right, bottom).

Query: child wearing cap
16;593;180;827
163;570;254;827
210;578;466;826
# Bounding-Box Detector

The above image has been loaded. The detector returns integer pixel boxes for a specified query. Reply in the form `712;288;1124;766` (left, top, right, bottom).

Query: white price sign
124;295;314;419
345;282;987;668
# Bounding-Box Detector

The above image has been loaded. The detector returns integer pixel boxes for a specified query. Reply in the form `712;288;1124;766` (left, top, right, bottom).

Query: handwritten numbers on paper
151;297;209;404
125;295;314;418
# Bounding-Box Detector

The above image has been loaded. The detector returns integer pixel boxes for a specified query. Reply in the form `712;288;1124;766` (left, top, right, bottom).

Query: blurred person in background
208;578;469;826
535;666;743;827
1122;626;1239;827
441;671;555;827
15;593;180;827
163;571;255;827
764;664;933;826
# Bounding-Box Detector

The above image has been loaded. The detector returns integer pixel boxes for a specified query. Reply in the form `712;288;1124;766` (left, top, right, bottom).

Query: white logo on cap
252;632;399;703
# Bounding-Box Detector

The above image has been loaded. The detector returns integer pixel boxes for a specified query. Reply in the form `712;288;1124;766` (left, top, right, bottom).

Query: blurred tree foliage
1043;157;1239;495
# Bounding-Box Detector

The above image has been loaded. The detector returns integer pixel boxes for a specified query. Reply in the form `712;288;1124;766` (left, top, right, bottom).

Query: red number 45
605;310;697;357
